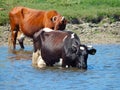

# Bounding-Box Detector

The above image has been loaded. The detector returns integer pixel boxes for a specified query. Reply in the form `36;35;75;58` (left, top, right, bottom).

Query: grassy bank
0;0;120;25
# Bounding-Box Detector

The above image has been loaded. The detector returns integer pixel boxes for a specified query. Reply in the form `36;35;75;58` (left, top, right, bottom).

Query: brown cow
9;6;67;49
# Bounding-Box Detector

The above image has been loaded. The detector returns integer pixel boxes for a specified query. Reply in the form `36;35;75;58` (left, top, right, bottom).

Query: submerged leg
32;50;46;68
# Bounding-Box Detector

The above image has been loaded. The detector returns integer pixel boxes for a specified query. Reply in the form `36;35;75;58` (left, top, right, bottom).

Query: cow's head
51;15;67;30
72;44;96;69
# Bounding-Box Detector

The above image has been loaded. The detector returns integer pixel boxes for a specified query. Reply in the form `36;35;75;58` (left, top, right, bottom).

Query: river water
0;44;120;90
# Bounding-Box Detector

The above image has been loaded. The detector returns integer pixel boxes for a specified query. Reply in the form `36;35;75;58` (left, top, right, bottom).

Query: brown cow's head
51;15;67;30
44;10;67;31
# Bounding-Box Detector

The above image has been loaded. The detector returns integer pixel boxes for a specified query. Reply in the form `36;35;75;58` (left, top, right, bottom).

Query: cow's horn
61;16;65;21
87;45;93;49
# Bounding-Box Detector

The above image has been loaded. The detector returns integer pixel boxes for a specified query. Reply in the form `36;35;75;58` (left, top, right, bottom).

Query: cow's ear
51;16;57;22
88;48;96;55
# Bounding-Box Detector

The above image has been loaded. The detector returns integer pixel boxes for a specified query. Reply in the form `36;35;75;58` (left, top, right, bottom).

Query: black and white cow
32;28;96;69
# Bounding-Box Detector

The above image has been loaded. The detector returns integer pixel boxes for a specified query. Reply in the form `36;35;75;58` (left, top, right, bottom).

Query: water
0;45;120;90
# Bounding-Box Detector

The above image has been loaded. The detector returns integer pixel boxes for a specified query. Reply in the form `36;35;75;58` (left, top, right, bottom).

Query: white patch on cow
43;28;53;32
17;33;25;40
80;46;85;50
32;50;40;66
66;65;69;68
61;16;64;21
71;33;75;39
13;31;17;34
32;49;46;68
63;35;68;42
54;58;63;66
37;55;46;68
87;45;93;49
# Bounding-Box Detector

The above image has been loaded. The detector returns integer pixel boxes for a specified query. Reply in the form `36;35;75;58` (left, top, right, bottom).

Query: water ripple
0;45;120;90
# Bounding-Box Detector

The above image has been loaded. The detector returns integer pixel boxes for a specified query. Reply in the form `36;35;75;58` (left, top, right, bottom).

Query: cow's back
20;8;45;37
41;31;67;52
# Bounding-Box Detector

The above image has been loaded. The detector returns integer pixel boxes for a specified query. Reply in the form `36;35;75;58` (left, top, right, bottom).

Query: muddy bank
66;21;120;44
0;21;120;46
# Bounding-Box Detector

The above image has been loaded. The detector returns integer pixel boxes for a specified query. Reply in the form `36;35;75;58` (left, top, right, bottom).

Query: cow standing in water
32;28;96;69
9;6;67;49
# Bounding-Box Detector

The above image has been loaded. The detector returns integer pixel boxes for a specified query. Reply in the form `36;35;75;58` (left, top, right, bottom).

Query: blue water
0;45;120;90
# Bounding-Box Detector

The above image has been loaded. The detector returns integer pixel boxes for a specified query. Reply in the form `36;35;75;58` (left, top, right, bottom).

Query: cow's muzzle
76;63;87;69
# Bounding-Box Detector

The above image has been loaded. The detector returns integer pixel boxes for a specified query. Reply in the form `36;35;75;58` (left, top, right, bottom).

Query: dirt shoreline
0;21;120;47
67;21;120;45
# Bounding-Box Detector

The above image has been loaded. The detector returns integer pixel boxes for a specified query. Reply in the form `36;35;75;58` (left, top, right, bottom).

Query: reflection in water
8;48;32;60
0;45;120;90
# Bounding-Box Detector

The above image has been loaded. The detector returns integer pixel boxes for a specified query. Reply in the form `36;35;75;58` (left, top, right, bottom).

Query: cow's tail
33;30;45;52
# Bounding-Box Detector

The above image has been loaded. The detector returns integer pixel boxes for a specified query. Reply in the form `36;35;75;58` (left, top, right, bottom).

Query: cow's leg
9;16;18;49
32;50;46;68
62;60;66;68
17;31;25;49
10;30;17;49
18;39;24;49
9;21;18;49
32;51;39;66
37;55;46;68
62;58;70;68
8;32;12;48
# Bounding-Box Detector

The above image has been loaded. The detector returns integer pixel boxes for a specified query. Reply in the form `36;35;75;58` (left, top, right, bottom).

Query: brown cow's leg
9;20;18;49
11;30;17;49
18;39;24;49
8;32;12;48
17;31;25;49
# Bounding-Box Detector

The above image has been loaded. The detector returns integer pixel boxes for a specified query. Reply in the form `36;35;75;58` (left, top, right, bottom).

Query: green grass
0;0;120;25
